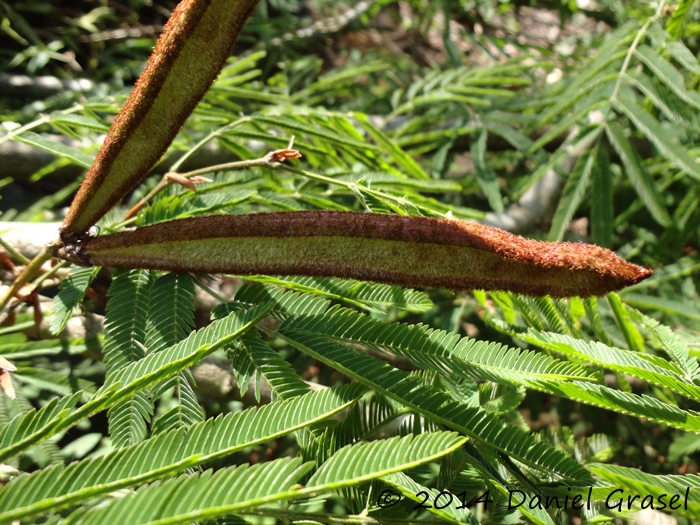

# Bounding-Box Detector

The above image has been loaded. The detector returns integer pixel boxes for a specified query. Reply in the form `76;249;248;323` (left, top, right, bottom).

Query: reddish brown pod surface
58;211;652;297
60;0;260;240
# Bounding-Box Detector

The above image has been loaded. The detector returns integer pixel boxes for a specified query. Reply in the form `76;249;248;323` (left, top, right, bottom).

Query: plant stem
0;245;54;311
608;292;645;352
281;165;447;217
168;117;250;174
240;507;449;524
0;106;84;147
0;236;30;266
33;260;68;288
123;152;288;220
610;0;666;101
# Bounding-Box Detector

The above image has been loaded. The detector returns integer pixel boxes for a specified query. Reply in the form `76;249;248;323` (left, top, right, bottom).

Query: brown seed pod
60;0;260;241
56;211;652;297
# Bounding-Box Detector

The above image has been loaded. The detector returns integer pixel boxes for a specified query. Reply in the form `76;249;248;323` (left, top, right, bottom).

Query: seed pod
60;0;259;240
56;211;652;297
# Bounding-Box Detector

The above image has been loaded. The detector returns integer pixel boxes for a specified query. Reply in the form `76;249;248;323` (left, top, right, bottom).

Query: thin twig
281;164;458;218
33;260;68;288
240;508;450;525
0;236;30;265
610;0;666;101
0;246;54;311
0;106;84;147
123;142;297;220
169;117;250;174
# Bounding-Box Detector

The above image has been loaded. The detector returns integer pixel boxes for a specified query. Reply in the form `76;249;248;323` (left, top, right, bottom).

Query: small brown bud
166;173;197;191
267;149;303;163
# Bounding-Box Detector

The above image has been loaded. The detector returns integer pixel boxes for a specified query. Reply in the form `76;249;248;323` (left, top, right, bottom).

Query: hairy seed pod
56;211;652;297
60;0;259;240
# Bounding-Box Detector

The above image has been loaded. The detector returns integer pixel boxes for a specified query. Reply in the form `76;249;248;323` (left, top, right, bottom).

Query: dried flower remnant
0;357;16;400
165;173;212;191
59;0;260;240
267;149;303;163
56;212;652;297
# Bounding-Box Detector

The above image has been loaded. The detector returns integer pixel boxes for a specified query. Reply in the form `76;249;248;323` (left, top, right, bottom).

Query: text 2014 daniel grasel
501;486;691;512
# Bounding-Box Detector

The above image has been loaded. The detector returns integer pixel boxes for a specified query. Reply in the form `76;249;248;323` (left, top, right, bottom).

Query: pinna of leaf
57;211;651;298
48;0;650;298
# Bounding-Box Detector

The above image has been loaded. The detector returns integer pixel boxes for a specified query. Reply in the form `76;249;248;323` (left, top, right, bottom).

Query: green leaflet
605;122;671;227
108;391;153;449
354;112;430;180
590;464;700;519
612;97;700;181
103;269;154;373
631;309;700;381
14;131;94;168
253;115;377;152
278;328;591;482
308;432;467;486
634;45;700;111
281;303;596;386
0;393;82;459
590;147;614;248
223;282;332;319
103;270;155;446
472;127;503;213
238;275;433;313
621;293;700;322
229;330;311;401
489;318;700;402
63;458;313;525
145;273;196;355
291;61;389;103
49;266;100;335
483;120;533;151
548;150;596;242
666;0;695;39
0;303;271;463
624;71;699;130
64;432;464;525
49;113;110;133
0;385;363;523
101;302;273;392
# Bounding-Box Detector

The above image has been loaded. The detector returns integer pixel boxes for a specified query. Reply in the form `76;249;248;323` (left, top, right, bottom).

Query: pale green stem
168;117;250;173
610;0;667;101
0;246;54;311
181;156;279;178
0;105;84;146
0;236;30;265
240;508;448;525
33;260;68;288
608;292;645;352
122;148;283;220
281;165;451;217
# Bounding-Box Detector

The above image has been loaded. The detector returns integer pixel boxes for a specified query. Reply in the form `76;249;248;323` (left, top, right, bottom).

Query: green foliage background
1;0;700;524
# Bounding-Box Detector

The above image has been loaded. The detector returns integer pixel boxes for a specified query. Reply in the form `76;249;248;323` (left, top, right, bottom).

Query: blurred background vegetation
1;0;700;523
